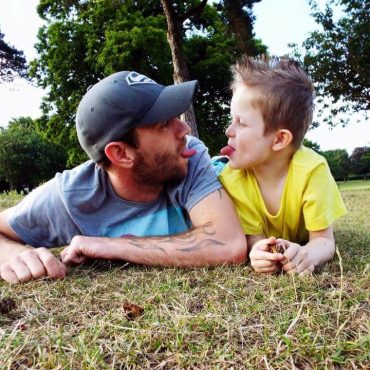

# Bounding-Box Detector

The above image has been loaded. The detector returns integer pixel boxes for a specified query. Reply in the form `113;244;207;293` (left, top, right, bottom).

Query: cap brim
138;80;198;125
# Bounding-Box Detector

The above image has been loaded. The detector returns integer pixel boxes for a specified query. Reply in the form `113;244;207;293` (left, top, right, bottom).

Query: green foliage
0;30;28;82
303;138;321;153
349;146;370;176
302;0;370;126
30;0;265;164
0;117;67;191
322;148;351;181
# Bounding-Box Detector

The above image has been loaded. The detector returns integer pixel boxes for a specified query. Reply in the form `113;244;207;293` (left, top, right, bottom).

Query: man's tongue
220;145;235;156
181;148;197;158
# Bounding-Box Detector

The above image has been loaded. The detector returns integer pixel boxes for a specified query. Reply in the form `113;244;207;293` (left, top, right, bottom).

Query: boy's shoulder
291;146;327;170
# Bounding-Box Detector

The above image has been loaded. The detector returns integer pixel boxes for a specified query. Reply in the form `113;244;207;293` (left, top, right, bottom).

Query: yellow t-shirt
219;146;347;244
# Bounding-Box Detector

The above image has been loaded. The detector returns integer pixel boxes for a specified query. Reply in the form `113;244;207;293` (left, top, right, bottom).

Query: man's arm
61;189;248;267
0;208;67;283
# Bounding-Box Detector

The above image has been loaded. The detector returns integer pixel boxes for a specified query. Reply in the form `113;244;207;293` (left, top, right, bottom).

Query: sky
0;0;369;155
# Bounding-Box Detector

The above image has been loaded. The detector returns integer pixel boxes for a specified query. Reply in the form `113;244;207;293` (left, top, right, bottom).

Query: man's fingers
37;248;67;278
6;258;33;283
0;264;21;284
21;250;47;279
252;259;279;268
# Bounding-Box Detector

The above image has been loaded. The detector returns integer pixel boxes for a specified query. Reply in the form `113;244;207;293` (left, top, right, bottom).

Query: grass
337;179;370;191
0;189;369;369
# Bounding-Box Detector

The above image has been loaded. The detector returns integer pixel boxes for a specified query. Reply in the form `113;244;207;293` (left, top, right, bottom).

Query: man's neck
107;170;163;203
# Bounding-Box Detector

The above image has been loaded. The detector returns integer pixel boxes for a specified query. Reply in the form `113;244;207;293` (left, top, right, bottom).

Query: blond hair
231;56;315;148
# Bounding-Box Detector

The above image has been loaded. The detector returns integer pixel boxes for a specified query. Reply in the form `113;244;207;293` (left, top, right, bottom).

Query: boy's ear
272;129;293;151
104;142;136;168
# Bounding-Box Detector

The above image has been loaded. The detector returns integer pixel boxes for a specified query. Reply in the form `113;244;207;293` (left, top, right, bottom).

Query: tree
160;0;208;136
350;146;370;176
302;0;370;126
303;138;322;153
0;30;27;82
30;0;265;163
0;117;67;191
216;0;262;56
322;148;350;181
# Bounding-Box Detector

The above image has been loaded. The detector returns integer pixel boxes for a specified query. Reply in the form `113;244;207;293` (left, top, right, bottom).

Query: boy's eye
238;121;247;127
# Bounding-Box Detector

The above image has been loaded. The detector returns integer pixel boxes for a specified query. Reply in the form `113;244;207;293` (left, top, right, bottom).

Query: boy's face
225;85;276;169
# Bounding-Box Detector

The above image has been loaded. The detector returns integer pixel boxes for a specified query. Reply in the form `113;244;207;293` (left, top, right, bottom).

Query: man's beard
132;148;188;188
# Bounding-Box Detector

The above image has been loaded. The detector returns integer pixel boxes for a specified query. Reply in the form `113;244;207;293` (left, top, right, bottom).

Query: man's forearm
65;221;247;267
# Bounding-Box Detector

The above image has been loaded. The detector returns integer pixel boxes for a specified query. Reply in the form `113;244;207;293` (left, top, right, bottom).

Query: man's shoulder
56;160;104;193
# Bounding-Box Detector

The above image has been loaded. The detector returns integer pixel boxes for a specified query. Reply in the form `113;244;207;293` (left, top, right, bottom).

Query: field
337;179;370;191
0;188;369;369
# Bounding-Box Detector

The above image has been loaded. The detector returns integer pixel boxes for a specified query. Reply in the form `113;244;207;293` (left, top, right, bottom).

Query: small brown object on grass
0;297;17;314
122;302;144;320
267;242;286;254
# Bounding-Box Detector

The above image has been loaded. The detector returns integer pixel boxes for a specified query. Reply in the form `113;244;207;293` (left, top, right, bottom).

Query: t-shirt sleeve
178;136;223;211
8;178;81;247
303;162;347;231
219;165;264;236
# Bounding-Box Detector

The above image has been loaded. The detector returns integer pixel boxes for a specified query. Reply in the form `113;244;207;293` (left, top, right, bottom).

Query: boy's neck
252;149;294;184
251;149;295;215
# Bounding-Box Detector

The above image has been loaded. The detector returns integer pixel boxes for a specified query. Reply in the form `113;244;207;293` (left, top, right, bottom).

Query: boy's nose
225;123;234;137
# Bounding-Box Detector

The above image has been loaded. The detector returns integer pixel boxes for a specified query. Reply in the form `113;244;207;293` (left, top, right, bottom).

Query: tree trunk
222;0;257;56
160;0;199;137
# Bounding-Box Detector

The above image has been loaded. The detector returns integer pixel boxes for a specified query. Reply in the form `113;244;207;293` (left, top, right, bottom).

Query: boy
218;57;347;275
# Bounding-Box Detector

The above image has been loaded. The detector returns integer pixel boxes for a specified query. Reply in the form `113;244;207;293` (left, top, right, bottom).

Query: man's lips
220;145;235;156
180;148;197;158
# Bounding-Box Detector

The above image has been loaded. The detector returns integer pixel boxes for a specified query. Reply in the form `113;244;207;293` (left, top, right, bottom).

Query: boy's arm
61;189;248;267
0;208;67;283
281;226;335;275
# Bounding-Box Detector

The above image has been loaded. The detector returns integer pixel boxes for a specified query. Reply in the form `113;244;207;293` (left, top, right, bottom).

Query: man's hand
0;248;67;283
250;237;285;274
61;235;114;265
279;239;315;276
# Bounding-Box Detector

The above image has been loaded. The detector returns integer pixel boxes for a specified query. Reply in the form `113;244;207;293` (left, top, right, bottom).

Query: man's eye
238;121;247;127
161;121;170;128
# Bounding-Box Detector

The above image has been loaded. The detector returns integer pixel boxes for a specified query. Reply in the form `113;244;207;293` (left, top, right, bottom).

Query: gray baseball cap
76;71;199;162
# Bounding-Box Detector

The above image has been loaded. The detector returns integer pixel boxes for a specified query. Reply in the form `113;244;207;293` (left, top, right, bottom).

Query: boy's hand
280;240;315;276
250;237;285;274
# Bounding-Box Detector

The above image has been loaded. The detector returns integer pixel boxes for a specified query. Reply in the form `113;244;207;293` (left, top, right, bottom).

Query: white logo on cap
126;72;156;85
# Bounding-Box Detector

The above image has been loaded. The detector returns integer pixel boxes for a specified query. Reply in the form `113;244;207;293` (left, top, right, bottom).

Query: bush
0;125;67;191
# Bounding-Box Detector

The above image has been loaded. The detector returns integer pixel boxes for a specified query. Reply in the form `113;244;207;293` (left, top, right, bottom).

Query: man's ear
272;129;293;151
104;142;135;168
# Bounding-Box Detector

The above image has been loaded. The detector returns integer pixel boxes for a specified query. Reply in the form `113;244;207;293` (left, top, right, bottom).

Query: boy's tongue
220;145;235;156
181;148;197;158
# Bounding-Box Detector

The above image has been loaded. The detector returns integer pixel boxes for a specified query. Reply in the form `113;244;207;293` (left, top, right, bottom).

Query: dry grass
0;190;369;369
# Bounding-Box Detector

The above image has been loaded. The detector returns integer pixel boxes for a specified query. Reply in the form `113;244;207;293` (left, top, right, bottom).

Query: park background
0;1;369;368
0;0;369;191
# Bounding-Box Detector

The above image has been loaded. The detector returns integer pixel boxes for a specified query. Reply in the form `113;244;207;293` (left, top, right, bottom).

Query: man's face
132;118;192;186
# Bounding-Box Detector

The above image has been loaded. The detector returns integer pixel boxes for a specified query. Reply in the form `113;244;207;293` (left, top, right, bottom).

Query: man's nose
175;119;191;138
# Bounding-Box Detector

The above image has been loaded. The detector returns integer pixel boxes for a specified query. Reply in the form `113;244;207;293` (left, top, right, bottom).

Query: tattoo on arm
126;222;225;254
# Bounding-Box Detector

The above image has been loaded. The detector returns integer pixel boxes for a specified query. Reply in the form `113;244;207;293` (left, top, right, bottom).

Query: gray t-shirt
8;136;222;247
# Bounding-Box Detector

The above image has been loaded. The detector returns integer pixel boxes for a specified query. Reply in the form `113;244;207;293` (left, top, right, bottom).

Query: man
0;71;247;284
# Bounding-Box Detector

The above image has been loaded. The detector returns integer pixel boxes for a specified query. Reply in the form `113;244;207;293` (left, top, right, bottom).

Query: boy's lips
220;145;235;156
